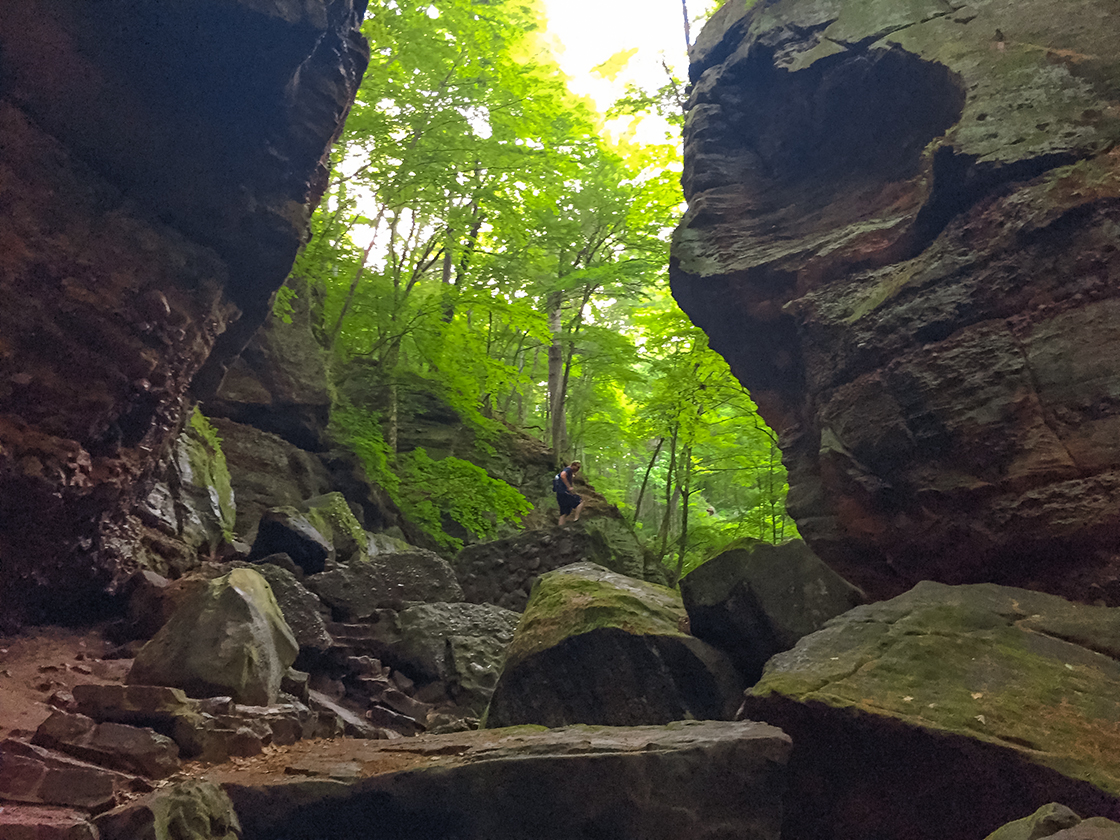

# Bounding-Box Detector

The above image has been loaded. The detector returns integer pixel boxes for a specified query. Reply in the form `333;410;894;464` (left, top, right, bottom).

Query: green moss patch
506;563;688;668
749;582;1120;797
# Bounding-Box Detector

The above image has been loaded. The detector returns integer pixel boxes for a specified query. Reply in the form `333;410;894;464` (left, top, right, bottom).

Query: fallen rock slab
0;738;149;813
0;805;98;840
214;720;791;840
739;582;1120;840
32;710;180;779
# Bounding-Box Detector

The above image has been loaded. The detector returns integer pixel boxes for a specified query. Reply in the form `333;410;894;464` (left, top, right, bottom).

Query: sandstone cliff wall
672;0;1120;599
0;0;367;620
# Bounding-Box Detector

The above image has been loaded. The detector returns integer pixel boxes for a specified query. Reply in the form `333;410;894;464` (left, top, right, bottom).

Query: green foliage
188;406;223;452
399;449;531;552
186;407;236;542
329;401;399;498
271;285;297;325
287;0;796;565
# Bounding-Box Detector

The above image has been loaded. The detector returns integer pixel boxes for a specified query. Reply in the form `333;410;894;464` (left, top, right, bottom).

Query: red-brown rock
671;0;1120;600
0;0;368;621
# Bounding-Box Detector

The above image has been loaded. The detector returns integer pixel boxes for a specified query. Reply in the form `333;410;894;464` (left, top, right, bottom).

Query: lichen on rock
672;0;1120;600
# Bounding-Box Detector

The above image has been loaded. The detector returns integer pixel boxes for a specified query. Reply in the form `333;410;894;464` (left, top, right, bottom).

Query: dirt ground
0;623;413;784
0;624;131;741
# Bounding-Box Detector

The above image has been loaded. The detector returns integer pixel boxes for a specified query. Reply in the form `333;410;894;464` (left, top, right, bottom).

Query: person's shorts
557;491;581;515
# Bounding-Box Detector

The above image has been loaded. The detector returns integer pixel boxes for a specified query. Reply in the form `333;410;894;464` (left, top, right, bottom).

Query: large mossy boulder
983;803;1120;840
128;568;298;706
484;562;743;728
681;539;865;681
739;582;1120;840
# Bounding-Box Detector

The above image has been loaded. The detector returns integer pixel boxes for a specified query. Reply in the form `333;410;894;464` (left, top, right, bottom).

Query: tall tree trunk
547;290;566;461
657;427;679;560
385;335;401;454
681;0;692;50
673;443;693;585
633;437;664;528
327;221;383;349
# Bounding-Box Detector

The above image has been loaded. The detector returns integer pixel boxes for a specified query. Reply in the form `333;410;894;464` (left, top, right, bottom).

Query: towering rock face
672;0;1120;599
0;0;368;620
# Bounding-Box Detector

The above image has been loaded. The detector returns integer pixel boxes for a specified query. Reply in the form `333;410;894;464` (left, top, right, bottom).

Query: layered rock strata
0;0;368;619
672;0;1120;598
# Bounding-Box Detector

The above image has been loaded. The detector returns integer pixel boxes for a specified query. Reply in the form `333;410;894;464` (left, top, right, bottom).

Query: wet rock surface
671;0;1120;600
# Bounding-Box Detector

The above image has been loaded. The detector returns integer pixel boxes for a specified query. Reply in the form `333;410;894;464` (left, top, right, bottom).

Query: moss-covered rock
95;779;239;840
128;568;298;706
130;410;238;577
740;581;1120;840
485;562;743;728
982;803;1105;840
301;492;368;564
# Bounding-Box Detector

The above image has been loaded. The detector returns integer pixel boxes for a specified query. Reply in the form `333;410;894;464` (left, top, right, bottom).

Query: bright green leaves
399;449;531;551
295;0;795;562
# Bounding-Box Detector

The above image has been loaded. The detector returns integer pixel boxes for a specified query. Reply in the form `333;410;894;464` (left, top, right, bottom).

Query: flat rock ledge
212;720;791;840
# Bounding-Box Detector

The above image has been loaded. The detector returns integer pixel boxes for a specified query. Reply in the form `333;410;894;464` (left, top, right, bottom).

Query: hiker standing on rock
556;461;584;526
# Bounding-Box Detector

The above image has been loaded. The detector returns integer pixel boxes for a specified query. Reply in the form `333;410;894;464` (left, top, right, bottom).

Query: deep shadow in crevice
713;45;966;218
904;145;1080;260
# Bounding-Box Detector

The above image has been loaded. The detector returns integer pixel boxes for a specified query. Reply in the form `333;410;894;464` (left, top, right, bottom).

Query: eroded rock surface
739;582;1120;840
0;0;367;620
672;0;1120;599
218;721;791;840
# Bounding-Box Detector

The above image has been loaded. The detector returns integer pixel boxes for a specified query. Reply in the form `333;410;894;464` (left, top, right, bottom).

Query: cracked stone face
671;0;1120;600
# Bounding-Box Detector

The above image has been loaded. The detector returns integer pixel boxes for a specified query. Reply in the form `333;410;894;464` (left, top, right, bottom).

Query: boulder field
670;0;1120;600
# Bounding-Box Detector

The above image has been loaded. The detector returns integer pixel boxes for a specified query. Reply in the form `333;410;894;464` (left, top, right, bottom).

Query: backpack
552;472;564;492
